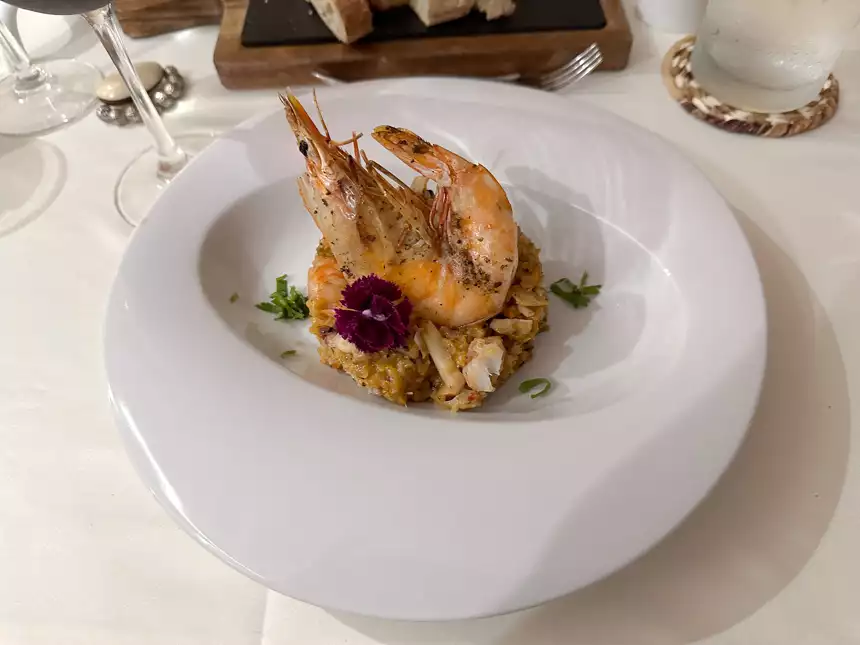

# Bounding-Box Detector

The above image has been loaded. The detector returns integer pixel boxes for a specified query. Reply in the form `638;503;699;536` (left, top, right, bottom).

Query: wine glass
0;6;102;136
1;1;216;226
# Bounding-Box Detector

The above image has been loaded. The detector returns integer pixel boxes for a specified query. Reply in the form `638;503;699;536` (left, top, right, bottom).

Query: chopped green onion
255;302;281;315
550;272;602;309
256;274;309;321
280;350;297;358
229;293;239;303
519;378;552;399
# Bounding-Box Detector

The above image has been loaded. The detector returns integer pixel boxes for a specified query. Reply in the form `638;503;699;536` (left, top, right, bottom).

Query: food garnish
284;92;554;411
334;275;413;353
550;273;602;309
229;293;239;303
256;275;309;320
519;378;552;399
280;350;297;358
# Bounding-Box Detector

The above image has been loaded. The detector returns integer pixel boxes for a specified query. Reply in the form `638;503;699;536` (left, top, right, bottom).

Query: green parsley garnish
256;275;309;320
519;378;552;399
280;350;297;358
550;272;602;309
229;292;239;303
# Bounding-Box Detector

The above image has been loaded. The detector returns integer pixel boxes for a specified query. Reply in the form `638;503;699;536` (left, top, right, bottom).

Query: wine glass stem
0;20;46;90
83;5;187;181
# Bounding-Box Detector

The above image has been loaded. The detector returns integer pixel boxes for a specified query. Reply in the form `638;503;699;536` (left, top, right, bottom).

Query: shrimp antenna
277;87;291;107
331;131;364;148
352;132;361;166
365;157;411;191
312;88;332;141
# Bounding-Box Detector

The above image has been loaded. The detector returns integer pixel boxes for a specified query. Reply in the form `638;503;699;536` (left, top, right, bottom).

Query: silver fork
311;43;602;92
498;43;603;91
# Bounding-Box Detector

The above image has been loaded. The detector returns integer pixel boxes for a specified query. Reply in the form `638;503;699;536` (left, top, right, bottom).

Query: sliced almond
462;337;506;392
422;320;466;393
490;318;534;338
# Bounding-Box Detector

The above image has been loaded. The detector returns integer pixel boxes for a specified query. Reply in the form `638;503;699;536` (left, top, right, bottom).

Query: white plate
104;78;766;621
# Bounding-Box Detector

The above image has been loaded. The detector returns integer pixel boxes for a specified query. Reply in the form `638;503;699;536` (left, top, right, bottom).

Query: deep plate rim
104;77;766;621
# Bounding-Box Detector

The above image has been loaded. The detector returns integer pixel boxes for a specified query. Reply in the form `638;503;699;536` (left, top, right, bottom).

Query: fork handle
310;70;520;86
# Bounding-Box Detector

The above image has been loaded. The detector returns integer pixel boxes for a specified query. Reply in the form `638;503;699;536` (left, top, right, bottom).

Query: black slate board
241;0;608;47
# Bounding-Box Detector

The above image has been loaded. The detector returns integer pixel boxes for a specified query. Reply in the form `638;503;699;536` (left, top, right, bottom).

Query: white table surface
2;4;859;644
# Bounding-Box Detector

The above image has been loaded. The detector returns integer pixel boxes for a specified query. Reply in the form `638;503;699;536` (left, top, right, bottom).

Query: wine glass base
115;133;219;227
0;60;102;137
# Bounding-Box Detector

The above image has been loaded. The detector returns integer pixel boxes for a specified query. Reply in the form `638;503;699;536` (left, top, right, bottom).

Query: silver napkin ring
96;65;186;127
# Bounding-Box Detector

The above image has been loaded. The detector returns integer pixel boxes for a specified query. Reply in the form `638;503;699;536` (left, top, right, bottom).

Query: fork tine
539;48;602;91
533;50;600;91
543;55;602;91
540;62;598;92
537;44;600;83
540;46;601;85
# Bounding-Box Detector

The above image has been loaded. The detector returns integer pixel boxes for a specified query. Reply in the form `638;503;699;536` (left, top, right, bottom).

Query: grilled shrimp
282;91;518;328
372;126;518;326
307;247;346;324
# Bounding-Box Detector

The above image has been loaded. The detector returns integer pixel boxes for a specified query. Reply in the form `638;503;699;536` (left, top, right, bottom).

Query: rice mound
308;230;548;411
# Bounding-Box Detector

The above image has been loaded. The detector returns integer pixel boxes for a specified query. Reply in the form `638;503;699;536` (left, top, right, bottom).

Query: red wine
2;0;108;15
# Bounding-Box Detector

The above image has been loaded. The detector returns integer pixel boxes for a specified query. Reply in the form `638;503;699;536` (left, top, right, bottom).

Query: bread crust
310;0;373;43
476;0;515;20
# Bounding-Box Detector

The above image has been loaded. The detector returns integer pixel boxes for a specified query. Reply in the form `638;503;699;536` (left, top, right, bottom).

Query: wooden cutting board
114;0;632;90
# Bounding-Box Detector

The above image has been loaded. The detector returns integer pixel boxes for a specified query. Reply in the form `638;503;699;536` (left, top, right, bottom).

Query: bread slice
309;0;373;44
476;0;515;20
370;0;409;9
409;0;475;26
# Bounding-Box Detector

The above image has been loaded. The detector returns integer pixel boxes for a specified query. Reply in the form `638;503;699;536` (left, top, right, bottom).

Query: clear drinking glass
1;1;215;226
0;16;101;136
690;0;860;113
81;6;215;226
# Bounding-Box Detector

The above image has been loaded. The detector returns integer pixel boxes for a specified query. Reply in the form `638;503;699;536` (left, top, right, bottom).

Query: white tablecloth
2;4;859;644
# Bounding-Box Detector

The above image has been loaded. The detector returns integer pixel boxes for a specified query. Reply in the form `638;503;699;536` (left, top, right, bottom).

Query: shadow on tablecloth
0;137;66;238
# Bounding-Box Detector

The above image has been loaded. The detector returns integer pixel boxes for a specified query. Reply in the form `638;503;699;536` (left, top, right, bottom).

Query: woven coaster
661;36;839;138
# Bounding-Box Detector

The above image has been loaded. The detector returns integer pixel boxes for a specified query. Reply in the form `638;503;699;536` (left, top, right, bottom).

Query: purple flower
334;275;413;353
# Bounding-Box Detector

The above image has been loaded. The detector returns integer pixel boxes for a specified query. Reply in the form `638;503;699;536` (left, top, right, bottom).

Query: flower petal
341;275;402;310
334;274;412;353
369;294;397;321
366;276;403;302
395;298;413;325
340;278;374;310
354;316;395;353
334;308;364;340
